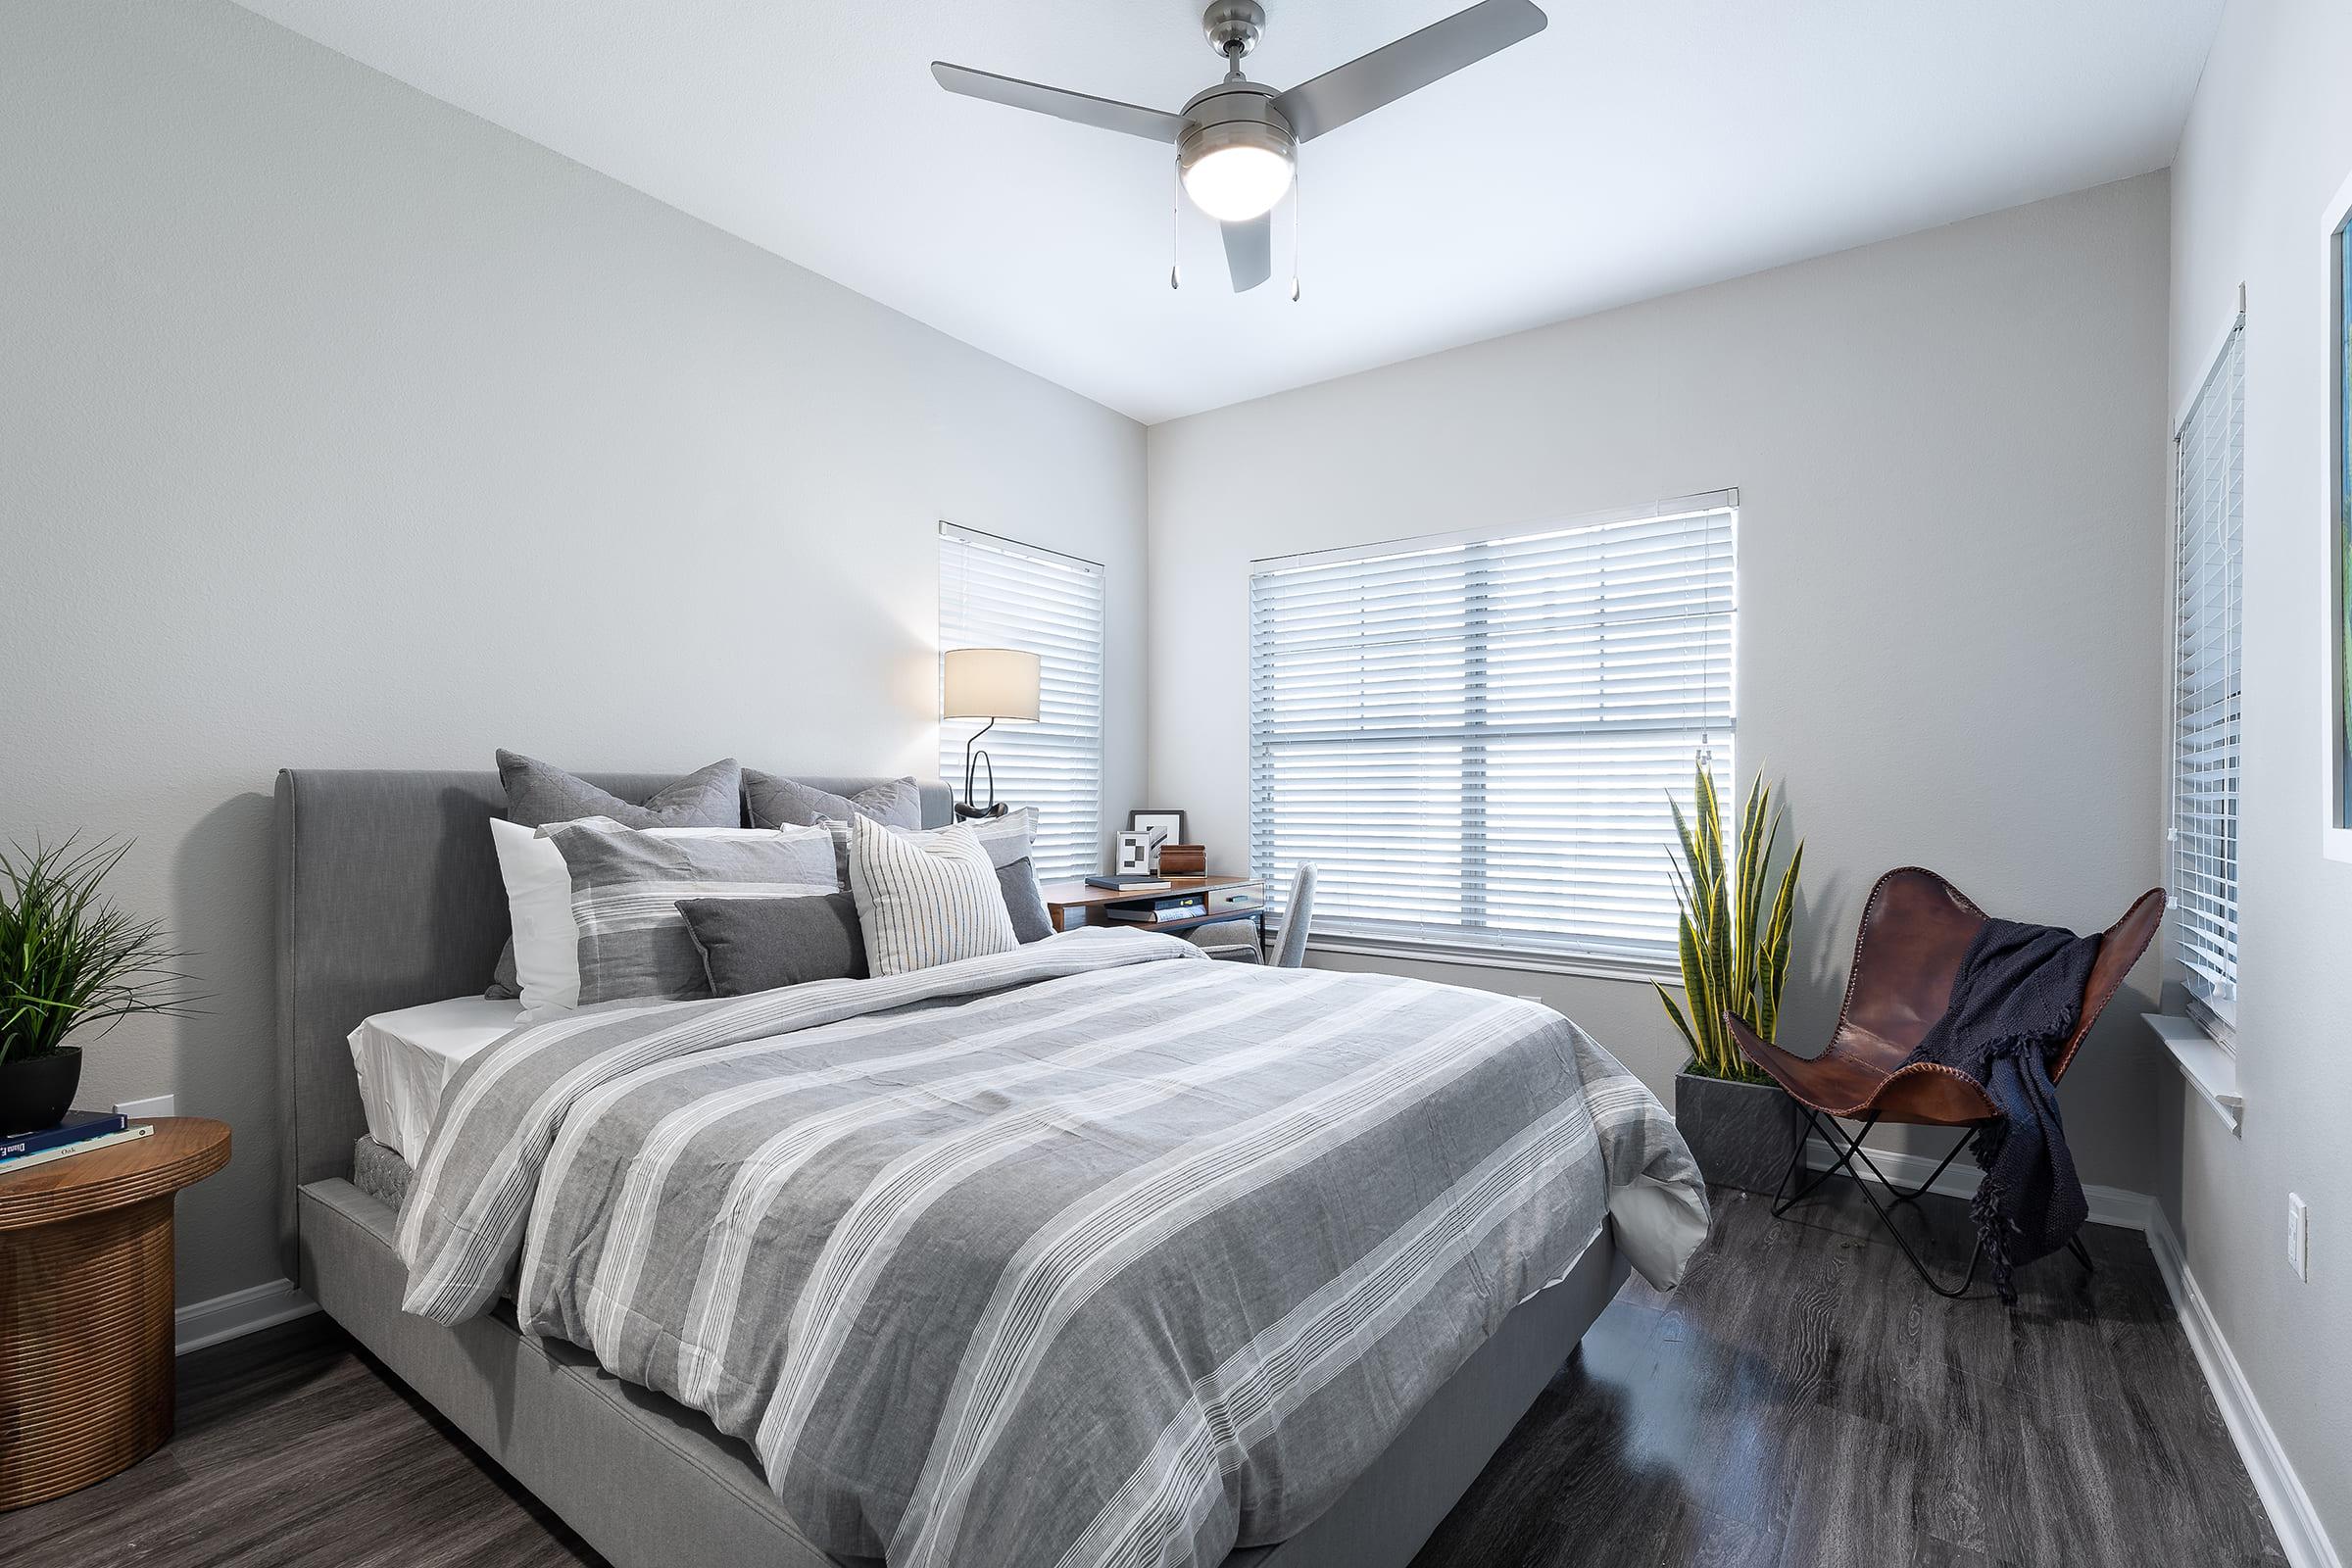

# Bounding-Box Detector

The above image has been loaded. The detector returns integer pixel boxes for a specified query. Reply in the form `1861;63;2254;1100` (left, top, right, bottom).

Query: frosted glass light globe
1182;142;1295;222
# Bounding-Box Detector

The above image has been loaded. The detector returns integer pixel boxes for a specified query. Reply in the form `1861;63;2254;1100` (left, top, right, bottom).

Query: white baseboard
174;1277;318;1355
2145;1209;2343;1568
1799;1136;2337;1566
1800;1138;2154;1232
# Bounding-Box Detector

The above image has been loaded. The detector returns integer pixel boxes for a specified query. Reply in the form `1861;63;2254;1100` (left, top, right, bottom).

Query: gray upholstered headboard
271;768;952;1278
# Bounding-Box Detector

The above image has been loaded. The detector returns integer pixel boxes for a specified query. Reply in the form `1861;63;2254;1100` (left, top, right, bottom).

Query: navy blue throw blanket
1904;917;2102;1302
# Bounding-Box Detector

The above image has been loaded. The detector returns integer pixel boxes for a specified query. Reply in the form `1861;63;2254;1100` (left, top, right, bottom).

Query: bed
275;768;1706;1568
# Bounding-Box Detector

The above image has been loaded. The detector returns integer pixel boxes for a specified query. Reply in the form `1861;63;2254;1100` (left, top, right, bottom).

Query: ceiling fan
932;0;1547;294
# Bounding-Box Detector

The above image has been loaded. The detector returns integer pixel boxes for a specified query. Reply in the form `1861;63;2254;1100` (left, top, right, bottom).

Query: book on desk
1105;894;1209;924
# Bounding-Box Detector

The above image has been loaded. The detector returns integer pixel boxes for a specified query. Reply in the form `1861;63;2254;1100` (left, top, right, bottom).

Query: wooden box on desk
1157;844;1207;875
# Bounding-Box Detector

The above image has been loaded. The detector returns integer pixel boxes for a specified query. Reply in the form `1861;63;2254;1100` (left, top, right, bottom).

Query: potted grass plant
1655;765;1806;1193
0;838;200;1135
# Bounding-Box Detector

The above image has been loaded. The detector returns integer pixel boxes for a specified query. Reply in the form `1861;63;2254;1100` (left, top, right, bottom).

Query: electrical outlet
114;1094;173;1120
2288;1194;2310;1282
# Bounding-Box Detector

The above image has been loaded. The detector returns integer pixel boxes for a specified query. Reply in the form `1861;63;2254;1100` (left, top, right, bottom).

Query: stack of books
1106;892;1209;924
0;1110;154;1173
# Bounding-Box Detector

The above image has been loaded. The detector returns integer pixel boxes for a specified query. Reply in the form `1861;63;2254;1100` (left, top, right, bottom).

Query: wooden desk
1039;873;1264;937
0;1117;230;1510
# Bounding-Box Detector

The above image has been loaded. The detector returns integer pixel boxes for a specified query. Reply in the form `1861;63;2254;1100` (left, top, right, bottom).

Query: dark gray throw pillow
745;771;921;832
678;893;870;995
997;856;1053;944
498;751;742;829
485;946;521;1000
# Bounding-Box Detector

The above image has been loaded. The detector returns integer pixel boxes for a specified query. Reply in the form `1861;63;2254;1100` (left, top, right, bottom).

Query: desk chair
1194;864;1318;967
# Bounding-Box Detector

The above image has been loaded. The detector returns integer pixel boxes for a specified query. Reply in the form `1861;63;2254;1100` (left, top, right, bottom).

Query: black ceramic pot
1673;1064;1805;1195
0;1047;83;1136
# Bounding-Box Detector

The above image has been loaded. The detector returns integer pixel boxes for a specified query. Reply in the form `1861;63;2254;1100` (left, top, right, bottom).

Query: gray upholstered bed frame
274;768;1627;1568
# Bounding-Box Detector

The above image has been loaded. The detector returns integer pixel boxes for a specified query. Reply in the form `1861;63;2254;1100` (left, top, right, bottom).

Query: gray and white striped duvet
397;930;1706;1568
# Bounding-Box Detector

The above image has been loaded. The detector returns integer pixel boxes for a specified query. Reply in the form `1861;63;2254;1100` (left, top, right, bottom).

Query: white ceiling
232;1;2224;423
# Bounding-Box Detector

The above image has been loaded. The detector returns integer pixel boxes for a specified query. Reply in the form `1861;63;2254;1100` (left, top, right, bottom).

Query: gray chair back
1273;863;1317;969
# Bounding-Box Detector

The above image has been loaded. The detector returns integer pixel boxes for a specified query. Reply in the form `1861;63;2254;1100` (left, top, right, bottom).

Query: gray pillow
744;772;920;831
996;856;1053;944
541;817;838;1004
485;947;521;1001
483;754;744;997
678;893;870;995
499;751;742;829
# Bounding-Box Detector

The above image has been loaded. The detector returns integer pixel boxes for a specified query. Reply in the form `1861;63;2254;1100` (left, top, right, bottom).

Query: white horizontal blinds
2171;322;2244;1014
938;523;1104;881
1250;499;1736;967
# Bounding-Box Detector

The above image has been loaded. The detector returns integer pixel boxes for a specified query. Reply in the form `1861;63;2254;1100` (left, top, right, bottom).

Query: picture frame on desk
1127;808;1187;845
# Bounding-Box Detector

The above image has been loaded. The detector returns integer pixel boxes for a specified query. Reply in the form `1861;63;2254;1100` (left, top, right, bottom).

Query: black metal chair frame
1768;1107;2093;1299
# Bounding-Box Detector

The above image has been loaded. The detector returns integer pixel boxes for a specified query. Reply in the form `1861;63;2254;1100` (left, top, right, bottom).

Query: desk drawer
1206;881;1263;913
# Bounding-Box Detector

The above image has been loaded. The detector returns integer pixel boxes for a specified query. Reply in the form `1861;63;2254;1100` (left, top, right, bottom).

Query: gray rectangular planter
1674;1065;1806;1195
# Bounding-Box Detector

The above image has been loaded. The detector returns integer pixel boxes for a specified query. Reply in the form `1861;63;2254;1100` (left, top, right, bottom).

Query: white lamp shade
942;647;1041;721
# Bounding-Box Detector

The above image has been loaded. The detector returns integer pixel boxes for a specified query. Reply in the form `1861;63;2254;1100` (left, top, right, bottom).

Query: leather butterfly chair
1726;868;2164;1297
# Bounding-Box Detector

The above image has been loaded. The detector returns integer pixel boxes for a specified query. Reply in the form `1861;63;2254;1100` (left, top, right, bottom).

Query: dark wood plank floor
1;1185;2282;1566
1414;1185;2284;1568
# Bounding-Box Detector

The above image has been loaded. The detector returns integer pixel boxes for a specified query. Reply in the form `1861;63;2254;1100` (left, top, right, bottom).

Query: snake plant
1654;765;1803;1082
0;837;200;1067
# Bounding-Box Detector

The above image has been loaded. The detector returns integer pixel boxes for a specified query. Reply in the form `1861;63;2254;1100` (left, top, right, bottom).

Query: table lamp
942;647;1041;819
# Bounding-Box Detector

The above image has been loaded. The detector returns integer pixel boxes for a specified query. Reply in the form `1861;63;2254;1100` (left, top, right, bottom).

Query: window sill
2143;1011;2243;1135
1305;936;1676;988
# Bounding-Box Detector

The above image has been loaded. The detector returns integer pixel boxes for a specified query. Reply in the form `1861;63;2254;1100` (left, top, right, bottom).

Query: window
2171;317;2244;1023
938;523;1104;882
1248;494;1737;970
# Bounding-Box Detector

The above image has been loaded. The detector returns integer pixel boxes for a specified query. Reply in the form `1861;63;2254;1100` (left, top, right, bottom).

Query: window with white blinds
938;523;1104;882
2171;319;2244;1022
1248;494;1737;969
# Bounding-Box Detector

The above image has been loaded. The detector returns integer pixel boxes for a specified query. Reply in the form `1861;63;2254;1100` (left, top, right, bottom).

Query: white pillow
488;817;774;1012
846;815;1018;978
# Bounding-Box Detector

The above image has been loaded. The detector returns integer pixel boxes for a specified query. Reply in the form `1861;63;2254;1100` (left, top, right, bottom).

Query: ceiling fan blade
931;62;1185;143
1271;0;1546;143
1222;214;1272;293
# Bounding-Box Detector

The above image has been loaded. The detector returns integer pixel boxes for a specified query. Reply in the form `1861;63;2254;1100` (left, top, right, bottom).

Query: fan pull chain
1289;165;1303;302
1169;157;1184;290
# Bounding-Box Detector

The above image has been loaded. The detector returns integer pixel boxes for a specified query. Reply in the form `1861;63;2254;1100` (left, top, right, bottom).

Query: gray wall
1147;174;2174;1194
2165;0;2352;1541
0;0;1147;1308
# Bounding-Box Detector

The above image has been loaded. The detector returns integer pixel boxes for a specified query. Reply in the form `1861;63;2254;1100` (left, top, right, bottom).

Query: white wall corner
2146;1208;2344;1568
175;1278;318;1355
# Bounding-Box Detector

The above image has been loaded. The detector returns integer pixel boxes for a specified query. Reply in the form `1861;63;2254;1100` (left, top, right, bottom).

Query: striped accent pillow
845;814;1018;978
544;817;838;1005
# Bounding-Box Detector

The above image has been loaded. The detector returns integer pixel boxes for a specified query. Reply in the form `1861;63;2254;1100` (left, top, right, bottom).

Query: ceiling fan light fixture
1178;117;1295;222
934;0;1550;288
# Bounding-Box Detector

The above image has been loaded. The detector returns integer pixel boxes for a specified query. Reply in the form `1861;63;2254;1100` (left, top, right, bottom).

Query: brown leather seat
1728;868;2165;1126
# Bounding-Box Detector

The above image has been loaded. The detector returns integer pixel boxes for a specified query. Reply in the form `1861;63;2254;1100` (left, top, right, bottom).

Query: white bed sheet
348;996;524;1162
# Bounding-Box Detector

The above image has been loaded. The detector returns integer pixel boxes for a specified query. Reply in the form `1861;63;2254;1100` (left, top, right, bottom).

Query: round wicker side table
0;1117;229;1510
